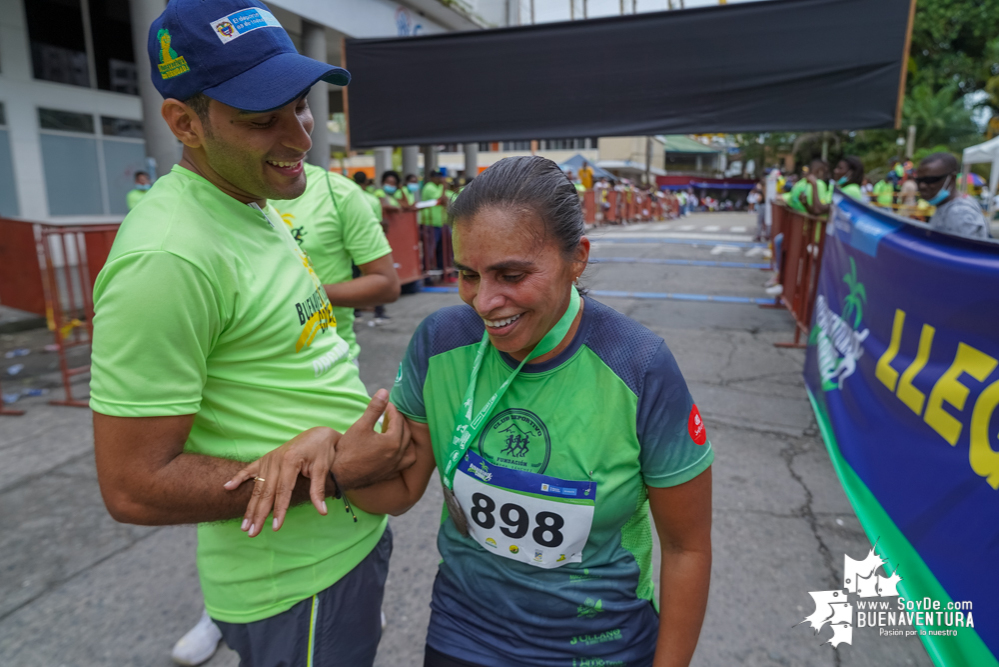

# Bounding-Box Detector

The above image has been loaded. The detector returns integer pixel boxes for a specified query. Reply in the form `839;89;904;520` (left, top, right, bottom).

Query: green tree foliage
910;0;999;97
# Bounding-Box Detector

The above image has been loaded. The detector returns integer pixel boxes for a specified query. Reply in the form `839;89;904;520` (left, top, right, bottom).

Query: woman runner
229;156;713;667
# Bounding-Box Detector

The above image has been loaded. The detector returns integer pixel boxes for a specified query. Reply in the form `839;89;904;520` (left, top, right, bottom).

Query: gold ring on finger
254;476;266;483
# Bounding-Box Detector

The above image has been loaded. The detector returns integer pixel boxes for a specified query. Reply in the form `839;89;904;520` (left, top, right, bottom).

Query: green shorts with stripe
214;527;391;667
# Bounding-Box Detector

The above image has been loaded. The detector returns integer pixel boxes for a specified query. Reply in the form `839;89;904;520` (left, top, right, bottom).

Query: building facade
0;0;493;222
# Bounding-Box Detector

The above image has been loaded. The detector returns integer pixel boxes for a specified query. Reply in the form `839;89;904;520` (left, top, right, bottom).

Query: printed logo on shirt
294;286;335;353
688;404;707;445
278;211;307;246
210;8;282;44
477;408;551;474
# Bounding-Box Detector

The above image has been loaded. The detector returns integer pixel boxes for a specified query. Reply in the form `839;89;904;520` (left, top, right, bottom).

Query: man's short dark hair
353;172;367;185
919;152;959;173
185;93;213;127
382;170;401;184
134;171;148;181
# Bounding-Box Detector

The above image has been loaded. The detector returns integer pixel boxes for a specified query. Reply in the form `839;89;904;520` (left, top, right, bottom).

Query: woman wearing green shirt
227;156;713;667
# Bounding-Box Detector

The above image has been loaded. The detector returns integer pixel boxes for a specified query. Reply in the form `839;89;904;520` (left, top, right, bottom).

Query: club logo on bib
688;404;707;445
477;409;551;474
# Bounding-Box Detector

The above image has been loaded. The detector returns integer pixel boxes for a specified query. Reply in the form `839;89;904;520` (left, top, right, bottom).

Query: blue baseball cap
148;0;349;112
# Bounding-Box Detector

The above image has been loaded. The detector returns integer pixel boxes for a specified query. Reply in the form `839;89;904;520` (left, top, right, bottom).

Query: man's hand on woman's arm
224;389;417;536
345;416;436;516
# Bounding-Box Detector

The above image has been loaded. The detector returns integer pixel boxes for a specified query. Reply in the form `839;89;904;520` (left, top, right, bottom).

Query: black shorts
214;526;392;667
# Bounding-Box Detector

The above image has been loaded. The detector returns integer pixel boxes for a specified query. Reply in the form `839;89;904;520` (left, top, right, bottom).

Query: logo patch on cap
687;404;707;445
210;8;282;44
156;29;190;79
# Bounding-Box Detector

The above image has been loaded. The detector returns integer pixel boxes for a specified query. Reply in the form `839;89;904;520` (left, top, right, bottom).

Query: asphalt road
0;212;933;666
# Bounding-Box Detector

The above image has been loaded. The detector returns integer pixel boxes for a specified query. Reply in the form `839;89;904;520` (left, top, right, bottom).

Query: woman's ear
574;236;590;281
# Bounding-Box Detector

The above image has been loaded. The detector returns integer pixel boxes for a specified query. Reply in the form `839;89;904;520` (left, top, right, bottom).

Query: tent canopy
558;154;614;180
344;0;914;148
962;136;999;205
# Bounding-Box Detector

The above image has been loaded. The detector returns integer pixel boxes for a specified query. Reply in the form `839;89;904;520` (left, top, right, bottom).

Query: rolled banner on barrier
805;192;999;666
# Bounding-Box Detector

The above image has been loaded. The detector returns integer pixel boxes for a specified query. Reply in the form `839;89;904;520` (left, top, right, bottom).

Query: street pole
645;136;652;188
906;125;916;159
583;0;588;19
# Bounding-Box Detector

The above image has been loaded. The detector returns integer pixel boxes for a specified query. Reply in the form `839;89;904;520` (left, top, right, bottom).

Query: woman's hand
224;426;340;537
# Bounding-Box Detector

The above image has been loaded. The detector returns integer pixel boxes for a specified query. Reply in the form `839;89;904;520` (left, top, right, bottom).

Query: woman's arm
347;417;437;516
649;467;712;667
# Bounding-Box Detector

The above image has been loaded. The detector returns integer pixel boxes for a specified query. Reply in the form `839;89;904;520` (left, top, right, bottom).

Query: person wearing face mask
126;171;152;210
805;156;865;216
916;152;990;240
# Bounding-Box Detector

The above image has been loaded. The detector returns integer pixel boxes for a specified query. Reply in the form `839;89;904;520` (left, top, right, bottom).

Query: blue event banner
804;192;999;665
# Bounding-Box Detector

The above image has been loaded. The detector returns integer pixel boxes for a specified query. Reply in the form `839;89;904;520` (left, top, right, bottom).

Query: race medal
442;482;469;537
452;450;596;569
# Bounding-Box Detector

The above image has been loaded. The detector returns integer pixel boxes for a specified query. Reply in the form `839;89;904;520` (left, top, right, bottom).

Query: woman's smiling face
454;205;586;361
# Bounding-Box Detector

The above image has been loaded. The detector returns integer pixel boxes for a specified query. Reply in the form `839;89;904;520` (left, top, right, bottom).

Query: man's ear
161;99;205;149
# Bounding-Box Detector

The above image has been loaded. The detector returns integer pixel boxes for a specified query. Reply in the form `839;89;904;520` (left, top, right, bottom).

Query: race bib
452;450;596;569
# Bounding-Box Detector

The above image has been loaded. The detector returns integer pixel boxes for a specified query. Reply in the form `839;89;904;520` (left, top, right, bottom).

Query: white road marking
710;245;743;255
679;225;695;231
703;225;721;232
730;226;747;233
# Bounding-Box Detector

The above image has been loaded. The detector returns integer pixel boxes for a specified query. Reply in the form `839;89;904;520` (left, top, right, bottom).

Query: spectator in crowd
873;174;895;209
351;171;394;325
373;170;409;211
861;176;873;200
916;152;991;239
806;156;865;216
404;173;421;206
579;160;594;190
897;168;920;218
420;170;449;277
784;159;829;214
126;171;152;210
887;158;905;188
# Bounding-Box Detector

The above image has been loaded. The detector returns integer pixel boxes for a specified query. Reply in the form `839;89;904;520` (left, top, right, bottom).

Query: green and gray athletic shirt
391;298;713;666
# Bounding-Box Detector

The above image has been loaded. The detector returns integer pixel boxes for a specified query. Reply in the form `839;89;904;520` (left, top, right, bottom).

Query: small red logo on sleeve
688;405;707;445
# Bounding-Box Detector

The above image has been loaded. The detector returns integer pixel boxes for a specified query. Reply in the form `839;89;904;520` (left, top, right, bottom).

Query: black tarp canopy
344;0;914;148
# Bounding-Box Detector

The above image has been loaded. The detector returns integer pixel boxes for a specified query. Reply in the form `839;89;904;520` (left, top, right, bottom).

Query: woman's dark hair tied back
448;156;584;257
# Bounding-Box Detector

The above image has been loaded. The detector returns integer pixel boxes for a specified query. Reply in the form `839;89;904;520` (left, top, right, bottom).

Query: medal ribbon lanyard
442;285;581;489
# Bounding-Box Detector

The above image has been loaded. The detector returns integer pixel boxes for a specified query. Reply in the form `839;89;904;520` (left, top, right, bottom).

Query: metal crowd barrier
762;201;827;348
39;224;119;407
381;208;423;285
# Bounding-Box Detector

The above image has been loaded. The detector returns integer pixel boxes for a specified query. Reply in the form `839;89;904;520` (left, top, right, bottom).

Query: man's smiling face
199;95;314;202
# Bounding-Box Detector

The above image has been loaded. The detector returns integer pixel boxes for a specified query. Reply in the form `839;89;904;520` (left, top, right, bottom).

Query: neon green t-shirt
89;165;387;624
873;180;895;206
126;188;147;210
840;183;865;202
784;178;830;213
362;189;383;221
420;181;445;227
273;164;392;362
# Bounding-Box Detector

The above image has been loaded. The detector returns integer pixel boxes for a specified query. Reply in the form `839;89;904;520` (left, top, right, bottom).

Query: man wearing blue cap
88;2;413;665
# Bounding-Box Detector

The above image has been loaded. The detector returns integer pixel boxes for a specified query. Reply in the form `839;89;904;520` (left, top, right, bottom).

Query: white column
401;146;419;179
421;145;438;177
463;142;478;180
373;146;393;184
302;21;329;169
129;0;179;177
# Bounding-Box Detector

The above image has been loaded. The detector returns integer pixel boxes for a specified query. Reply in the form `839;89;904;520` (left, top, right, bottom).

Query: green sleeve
337;185;392;267
389;316;432;423
89;251;223;417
